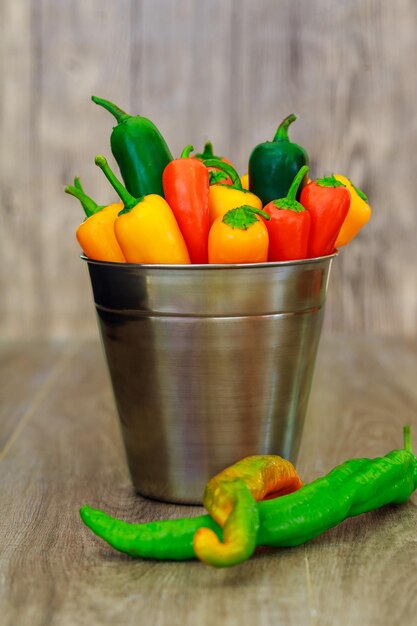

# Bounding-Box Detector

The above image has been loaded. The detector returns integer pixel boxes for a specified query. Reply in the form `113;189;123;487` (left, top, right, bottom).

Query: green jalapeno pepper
248;113;309;206
80;426;417;567
92;96;173;198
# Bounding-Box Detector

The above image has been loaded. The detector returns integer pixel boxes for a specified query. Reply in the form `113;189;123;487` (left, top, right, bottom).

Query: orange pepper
208;205;270;264
95;156;190;264
65;177;125;263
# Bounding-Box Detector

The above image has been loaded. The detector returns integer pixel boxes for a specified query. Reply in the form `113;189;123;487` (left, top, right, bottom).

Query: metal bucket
84;255;336;504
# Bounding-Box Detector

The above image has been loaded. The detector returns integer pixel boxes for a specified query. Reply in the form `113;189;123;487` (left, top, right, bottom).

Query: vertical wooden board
38;0;133;337
229;0;417;336
2;0;417;337
0;0;40;337
312;0;417;335
131;0;234;160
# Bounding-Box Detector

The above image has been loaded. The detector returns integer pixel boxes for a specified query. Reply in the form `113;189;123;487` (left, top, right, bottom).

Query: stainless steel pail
84;255;336;504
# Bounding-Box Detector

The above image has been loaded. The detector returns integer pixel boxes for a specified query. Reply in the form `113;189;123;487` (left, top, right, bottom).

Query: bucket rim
81;251;338;270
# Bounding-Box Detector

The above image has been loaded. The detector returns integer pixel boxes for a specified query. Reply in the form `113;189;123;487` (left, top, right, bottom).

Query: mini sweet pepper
301;175;351;257
162;145;210;264
95;156;190;265
65;178;125;263
334;174;371;247
202;158;262;226
263;166;311;261
208;205;270;264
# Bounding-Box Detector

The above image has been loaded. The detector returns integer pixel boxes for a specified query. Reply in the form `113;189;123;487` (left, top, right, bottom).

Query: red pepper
162;145;210;263
300;175;351;257
263;166;311;261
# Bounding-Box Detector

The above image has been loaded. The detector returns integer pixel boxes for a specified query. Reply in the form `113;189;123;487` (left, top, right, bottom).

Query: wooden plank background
1;0;416;338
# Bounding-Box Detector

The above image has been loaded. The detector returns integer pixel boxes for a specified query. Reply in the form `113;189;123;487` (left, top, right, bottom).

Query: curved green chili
80;427;417;567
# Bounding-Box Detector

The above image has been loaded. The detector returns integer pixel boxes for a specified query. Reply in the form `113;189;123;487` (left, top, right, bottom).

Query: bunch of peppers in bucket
66;97;372;264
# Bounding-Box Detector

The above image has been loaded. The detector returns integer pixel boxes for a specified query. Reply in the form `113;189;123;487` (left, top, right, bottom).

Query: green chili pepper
92;96;173;198
248;113;309;206
80;426;417;567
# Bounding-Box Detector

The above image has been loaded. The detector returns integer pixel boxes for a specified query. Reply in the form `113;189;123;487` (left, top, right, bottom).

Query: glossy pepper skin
95;156;190;265
202;158;262;226
208;205;270;264
162;145;210;264
301;175;351;257
249;114;309;206
334;174;371;247
194;455;303;567
240;173;249;190
80;427;417;566
65;178;125;263
263;165;311;261
92;96;172;198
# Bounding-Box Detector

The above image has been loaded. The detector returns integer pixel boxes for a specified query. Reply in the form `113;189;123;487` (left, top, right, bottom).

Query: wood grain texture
1;0;417;338
0;340;66;451
0;335;416;625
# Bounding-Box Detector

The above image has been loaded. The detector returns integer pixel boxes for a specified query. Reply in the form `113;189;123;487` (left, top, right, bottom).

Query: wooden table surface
1;334;416;626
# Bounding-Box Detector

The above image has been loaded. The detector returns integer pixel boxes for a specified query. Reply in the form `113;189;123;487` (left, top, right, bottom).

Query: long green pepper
80;427;417;567
92;96;173;198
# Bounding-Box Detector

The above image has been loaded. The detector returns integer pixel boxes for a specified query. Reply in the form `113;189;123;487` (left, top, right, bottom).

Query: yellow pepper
65;178;125;263
240;173;249;190
202;158;262;225
334;174;371;247
95;156;190;264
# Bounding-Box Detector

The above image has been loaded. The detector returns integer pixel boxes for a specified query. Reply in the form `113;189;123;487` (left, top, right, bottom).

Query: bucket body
84;256;335;504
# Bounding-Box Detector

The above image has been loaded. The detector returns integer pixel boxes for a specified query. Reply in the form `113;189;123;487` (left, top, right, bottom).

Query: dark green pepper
248;113;309;206
92;96;173;198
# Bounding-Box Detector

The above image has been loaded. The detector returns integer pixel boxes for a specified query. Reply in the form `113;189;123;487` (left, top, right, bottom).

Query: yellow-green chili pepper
193;455;303;567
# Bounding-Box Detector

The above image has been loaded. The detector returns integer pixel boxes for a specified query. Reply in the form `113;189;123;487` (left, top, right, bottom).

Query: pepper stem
202;158;242;190
404;425;413;454
201;142;214;158
73;177;95;216
273;113;297;142
287;166;309;202
181;144;194;159
209;170;229;185
91;96;131;123
65;182;102;218
223;205;270;230
95;155;137;210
